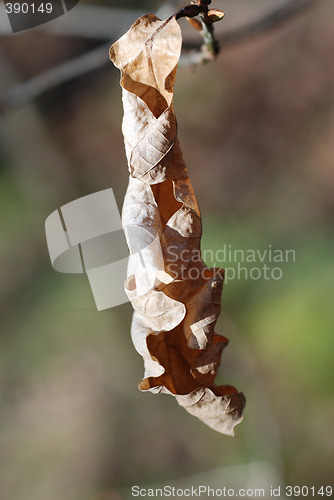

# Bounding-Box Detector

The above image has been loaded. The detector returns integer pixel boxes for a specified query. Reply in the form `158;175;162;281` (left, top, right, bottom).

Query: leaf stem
175;1;222;62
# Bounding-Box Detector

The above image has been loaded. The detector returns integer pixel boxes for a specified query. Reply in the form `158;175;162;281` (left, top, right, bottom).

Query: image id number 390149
285;485;333;497
5;3;53;14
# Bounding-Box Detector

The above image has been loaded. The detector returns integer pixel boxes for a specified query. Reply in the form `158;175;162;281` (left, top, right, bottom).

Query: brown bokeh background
0;1;333;499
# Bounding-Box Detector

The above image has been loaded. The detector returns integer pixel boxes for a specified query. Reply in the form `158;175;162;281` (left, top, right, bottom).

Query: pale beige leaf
176;388;245;437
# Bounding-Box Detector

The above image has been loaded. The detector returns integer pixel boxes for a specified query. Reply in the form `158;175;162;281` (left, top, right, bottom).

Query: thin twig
0;4;145;38
180;0;315;66
0;0;316;112
198;17;219;60
0;43;111;113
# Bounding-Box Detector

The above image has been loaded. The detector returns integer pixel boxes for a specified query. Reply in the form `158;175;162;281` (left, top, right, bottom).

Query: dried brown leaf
110;14;245;435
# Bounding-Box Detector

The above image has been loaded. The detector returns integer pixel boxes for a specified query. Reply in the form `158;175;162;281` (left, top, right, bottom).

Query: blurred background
0;0;333;499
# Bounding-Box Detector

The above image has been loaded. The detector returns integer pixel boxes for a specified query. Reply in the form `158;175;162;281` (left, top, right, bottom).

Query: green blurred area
0;1;333;499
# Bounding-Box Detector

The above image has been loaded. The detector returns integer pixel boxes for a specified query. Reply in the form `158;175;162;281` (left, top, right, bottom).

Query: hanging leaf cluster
110;13;245;435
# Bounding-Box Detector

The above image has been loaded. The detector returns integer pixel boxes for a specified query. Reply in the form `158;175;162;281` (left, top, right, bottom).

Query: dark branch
0;43;111;113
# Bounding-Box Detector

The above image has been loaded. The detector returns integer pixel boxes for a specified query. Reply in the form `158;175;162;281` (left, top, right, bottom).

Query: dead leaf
110;14;245;435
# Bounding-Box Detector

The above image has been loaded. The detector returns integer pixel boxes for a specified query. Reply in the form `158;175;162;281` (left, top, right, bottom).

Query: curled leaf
110;14;245;435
